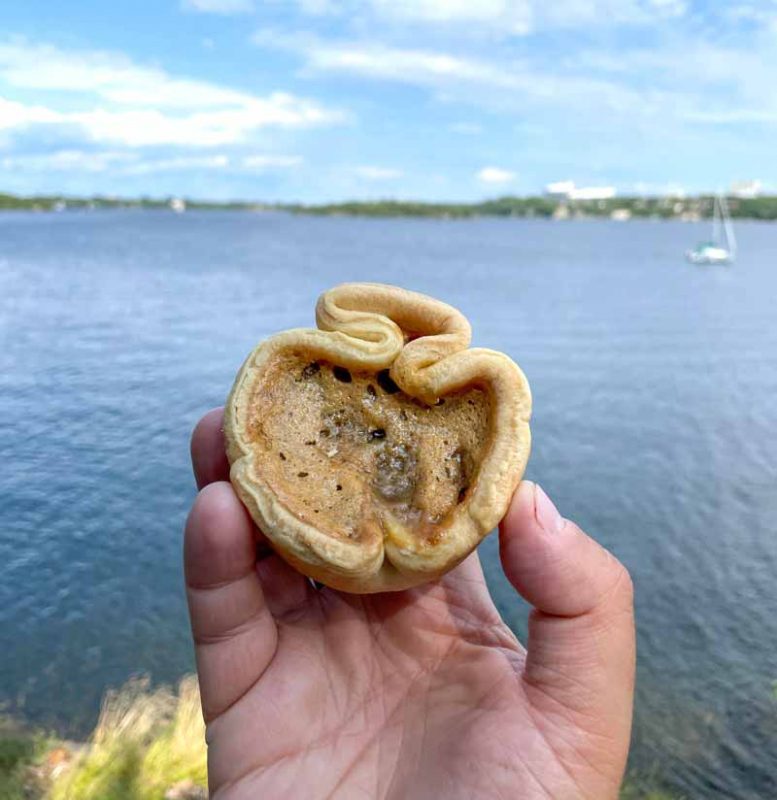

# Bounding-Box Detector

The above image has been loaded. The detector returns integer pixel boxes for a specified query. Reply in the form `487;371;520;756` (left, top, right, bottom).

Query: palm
187;410;635;800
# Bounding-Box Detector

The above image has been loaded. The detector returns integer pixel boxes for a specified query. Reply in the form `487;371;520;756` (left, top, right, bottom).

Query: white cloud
1;150;136;173
0;40;344;147
242;154;304;168
255;28;777;135
181;0;254;14
0;149;304;175
576;37;777;125
370;0;532;35
724;3;777;29
290;0;689;34
353;165;403;180
121;154;231;174
0;96;60;129
255;33;650;115
476;166;516;184
535;0;683;28
255;33;519;88
1;41;282;109
646;0;687;17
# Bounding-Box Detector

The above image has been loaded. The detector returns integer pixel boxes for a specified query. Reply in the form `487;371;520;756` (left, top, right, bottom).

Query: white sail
685;193;736;265
719;194;737;259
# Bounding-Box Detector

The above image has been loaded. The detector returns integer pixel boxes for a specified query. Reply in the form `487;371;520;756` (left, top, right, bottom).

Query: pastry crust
224;283;531;593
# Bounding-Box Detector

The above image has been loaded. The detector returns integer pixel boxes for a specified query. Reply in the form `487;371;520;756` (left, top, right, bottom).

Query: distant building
730;180;762;199
544;181;616;201
610;208;632;221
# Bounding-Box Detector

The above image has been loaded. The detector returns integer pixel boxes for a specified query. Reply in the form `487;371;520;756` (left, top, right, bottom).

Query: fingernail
534;484;564;533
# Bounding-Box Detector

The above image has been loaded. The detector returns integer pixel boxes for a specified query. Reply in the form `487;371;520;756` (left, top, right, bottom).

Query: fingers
185;481;278;722
499;482;635;781
500;482;631;616
189;409;312;619
191;408;229;489
256;554;316;619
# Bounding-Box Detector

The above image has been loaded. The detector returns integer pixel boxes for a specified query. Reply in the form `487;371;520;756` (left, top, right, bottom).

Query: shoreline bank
2;191;777;222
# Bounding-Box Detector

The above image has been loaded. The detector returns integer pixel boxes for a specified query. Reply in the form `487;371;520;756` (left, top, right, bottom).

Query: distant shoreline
2;192;776;221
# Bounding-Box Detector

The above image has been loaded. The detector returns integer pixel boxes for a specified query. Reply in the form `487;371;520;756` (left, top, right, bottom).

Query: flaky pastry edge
224;282;531;593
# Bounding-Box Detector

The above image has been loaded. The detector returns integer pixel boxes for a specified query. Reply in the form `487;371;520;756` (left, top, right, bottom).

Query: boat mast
712;195;721;245
719;194;737;259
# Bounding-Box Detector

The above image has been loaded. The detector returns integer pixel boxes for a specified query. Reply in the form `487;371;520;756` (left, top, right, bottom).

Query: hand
185;408;635;800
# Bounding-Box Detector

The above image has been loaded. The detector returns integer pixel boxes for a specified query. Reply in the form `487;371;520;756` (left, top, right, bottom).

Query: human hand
185;408;635;799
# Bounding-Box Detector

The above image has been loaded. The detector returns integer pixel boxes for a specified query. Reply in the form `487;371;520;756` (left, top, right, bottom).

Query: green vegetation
284;194;777;221
2;191;777;220
1;677;205;800
0;719;51;800
621;774;687;800
0;193;258;212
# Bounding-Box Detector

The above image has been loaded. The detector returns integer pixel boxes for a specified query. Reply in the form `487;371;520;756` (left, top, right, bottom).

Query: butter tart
224;283;531;593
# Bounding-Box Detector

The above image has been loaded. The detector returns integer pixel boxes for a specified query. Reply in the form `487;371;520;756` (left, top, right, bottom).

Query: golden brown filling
246;352;491;545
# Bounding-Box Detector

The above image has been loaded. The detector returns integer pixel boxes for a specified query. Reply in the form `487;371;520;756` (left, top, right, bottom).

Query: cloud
476;166;516;184
0;149;303;175
647;0;687;16
242;154;304;168
254;26;777;138
181;0;254;14
120;154;231;174
0;39;345;148
535;0;687;28
1;150;135;173
575;36;777;126
253;32;519;88
353;165;403;180
253;31;652;116
0;96;60;129
289;0;689;34
369;0;532;35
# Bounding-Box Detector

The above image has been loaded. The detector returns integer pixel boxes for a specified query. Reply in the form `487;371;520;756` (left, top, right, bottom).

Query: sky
1;0;776;202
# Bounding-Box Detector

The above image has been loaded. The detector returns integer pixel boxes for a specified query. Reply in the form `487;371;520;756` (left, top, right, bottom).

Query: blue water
1;211;776;798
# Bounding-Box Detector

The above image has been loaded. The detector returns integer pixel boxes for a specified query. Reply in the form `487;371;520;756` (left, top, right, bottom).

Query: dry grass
48;676;206;800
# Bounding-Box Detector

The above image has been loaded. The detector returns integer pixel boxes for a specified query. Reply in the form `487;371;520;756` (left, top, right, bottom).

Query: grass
621;780;686;800
2;674;682;799
0;718;51;800
49;676;206;800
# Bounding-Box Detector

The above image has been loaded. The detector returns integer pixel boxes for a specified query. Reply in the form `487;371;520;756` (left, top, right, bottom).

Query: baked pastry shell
224;283;531;593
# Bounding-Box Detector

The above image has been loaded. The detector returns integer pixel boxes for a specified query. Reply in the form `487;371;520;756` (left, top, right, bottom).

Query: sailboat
686;194;737;264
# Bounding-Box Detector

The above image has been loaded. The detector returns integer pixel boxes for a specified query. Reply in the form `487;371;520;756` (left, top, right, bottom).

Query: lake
1;210;775;798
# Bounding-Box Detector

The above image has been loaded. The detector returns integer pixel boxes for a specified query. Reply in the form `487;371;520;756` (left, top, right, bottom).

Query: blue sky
1;0;775;202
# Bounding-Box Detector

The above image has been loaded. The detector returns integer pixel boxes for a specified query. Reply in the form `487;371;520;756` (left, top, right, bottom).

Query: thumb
499;482;635;783
184;482;278;723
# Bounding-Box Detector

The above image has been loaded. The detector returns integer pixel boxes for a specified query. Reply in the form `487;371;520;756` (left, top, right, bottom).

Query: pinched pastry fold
224;283;531;593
